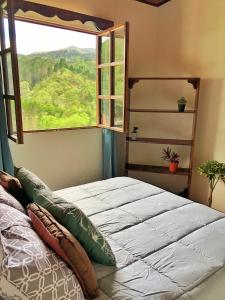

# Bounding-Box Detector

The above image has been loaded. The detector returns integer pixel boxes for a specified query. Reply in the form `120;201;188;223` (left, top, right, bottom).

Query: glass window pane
113;100;123;128
100;35;110;64
3;18;10;49
100;99;110;126
9;100;17;134
114;28;125;62
114;65;124;95
101;67;110;95
6;53;14;95
0;59;5;94
15;20;96;130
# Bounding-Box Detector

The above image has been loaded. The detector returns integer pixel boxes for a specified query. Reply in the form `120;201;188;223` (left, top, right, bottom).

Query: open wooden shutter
96;22;129;132
0;0;23;144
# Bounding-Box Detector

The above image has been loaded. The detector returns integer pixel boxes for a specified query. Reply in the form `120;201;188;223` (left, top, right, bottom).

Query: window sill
23;126;98;133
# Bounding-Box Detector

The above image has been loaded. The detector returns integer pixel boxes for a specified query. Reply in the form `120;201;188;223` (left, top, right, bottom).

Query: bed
54;177;225;300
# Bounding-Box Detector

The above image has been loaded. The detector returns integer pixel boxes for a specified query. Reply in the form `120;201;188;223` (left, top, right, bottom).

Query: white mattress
55;177;225;300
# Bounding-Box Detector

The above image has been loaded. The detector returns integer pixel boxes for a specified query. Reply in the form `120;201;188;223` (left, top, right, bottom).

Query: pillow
0;276;29;300
0;170;29;207
0;238;28;299
34;189;116;266
28;203;99;299
0;185;26;214
0;203;84;300
0;170;21;190
15;167;49;202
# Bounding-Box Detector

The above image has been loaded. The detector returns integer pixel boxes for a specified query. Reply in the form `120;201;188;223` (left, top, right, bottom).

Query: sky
4;20;96;55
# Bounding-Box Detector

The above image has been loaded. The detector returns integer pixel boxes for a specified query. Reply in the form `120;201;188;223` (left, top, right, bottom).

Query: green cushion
34;188;116;266
15;167;49;202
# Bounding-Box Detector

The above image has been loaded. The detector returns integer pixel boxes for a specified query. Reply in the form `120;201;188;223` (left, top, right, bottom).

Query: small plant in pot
178;97;187;112
198;160;225;207
131;126;139;140
161;147;180;173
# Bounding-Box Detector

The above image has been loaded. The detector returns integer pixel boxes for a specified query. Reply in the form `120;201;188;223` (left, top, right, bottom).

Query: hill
19;46;96;130
27;46;96;61
18;46;96;87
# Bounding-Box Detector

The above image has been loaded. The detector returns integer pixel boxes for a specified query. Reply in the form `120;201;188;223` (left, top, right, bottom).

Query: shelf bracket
187;78;200;90
128;78;139;89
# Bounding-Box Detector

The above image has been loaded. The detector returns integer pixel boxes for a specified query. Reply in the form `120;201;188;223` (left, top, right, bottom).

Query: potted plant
131;126;139;140
198;160;225;207
161;147;180;173
177;97;187;112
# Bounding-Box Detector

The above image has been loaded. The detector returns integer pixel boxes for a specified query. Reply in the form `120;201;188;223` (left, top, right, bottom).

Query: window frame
16;20;99;134
96;23;129;133
0;0;24;143
0;0;115;140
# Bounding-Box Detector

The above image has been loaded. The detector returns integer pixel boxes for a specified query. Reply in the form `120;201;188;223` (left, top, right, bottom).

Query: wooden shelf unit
127;137;193;146
125;77;201;197
129;109;196;113
127;164;190;176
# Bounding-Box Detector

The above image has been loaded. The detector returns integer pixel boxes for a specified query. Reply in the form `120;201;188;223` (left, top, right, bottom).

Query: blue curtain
102;129;118;179
0;72;14;175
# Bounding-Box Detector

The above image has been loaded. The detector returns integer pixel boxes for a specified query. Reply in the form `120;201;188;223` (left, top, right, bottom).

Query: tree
198;160;225;207
19;47;99;131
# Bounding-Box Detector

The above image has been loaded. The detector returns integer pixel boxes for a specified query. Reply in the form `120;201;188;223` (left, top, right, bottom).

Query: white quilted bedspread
55;177;225;300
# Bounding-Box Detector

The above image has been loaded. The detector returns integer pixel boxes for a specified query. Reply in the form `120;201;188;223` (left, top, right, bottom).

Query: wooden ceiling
135;0;171;7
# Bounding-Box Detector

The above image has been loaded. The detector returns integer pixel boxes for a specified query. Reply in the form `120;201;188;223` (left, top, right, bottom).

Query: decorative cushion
0;170;21;190
0;276;29;300
0;203;84;300
0;185;26;214
0;170;29;207
34;189;116;266
28;203;99;299
15;167;49;202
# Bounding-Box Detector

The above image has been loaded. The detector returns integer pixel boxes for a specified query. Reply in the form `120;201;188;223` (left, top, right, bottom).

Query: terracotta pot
169;162;179;173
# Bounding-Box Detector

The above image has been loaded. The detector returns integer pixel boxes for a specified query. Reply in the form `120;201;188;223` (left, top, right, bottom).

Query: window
97;24;129;132
15;21;97;131
0;0;23;143
0;0;129;144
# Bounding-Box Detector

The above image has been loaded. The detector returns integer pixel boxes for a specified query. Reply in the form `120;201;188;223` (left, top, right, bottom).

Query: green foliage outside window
19;33;125;131
19;47;96;130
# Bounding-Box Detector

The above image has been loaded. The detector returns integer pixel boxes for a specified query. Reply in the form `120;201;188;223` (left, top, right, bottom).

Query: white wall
10;128;102;190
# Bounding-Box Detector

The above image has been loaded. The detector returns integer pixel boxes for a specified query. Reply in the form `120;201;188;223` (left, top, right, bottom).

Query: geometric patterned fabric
0;203;84;300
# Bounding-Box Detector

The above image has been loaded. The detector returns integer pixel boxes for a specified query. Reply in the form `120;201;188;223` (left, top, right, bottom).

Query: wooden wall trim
134;0;171;7
11;0;114;30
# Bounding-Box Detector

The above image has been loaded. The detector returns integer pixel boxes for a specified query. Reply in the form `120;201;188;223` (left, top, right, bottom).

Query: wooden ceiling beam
134;0;171;7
